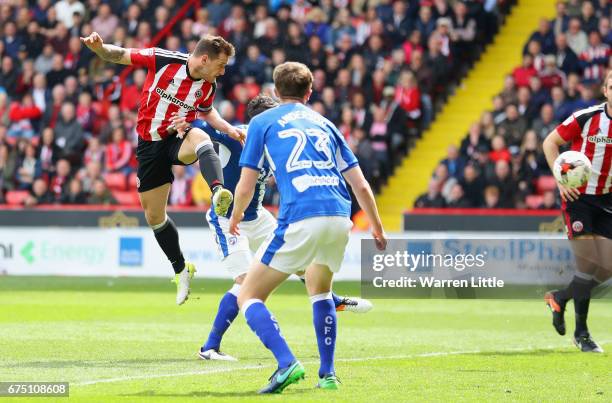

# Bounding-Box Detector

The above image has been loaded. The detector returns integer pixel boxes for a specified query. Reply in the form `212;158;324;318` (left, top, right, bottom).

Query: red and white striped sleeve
556;114;582;142
129;48;156;69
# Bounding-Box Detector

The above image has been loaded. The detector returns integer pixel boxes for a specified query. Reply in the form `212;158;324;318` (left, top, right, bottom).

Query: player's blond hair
272;62;313;100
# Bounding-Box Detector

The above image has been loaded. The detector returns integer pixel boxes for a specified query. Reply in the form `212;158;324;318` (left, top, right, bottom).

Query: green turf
0;276;610;402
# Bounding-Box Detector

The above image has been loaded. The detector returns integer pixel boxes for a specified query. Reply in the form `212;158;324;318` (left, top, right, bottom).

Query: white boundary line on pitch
74;341;609;387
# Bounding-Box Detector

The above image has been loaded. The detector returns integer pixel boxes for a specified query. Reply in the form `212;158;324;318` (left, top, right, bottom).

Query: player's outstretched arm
343;166;387;251
80;32;132;65
543;129;579;202
199;108;245;144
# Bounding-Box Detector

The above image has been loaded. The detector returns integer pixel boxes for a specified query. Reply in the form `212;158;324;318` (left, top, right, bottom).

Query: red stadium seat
105;172;127;191
128;172;138;189
112;190;140;206
5;190;30;206
536;176;557;194
525;195;543;209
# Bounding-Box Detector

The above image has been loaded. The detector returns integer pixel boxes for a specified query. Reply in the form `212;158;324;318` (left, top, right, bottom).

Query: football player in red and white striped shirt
81;32;244;305
542;71;612;353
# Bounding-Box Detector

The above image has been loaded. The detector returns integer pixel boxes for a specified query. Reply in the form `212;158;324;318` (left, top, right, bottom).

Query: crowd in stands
0;0;506;207
418;0;612;210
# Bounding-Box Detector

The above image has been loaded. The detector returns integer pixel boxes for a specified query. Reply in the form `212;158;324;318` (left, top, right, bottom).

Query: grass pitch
0;276;610;402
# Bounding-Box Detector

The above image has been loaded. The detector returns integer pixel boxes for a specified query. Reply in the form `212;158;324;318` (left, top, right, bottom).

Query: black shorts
562;193;612;239
135;133;197;193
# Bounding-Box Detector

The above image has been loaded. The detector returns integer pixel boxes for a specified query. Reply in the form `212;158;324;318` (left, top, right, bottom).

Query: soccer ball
552;151;592;189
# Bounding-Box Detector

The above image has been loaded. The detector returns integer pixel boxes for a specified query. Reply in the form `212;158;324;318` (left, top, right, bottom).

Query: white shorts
255;216;353;275
206;208;277;279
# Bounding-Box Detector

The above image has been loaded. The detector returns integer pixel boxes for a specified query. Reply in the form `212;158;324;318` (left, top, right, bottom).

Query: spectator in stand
168;165;192;207
99;104;122;143
554;33;581;75
488;160;517;208
580;1;598;33
539;190;560;210
550;85;574;122
446;183;472;208
395;70;421;121
600;16;612;46
433;163;456;201
54;102;84;162
337;105;354;141
42;84;66;129
414;178;446;208
54;0;85;29
90;3;118;42
0;143;16;194
416;4;436;40
483;185;501;209
460;164;485;207
79;160;102;194
87;178;116;205
0;56;18;94
7;93;42;139
24;178;54;206
49;158;70;202
105;127;132;175
15;141;40;190
539;54;567;89
451;1;477;63
461;122;490;161
38;127;61;178
240;45;267;85
489;135;512;163
62;177;87;204
497;104;527;147
566;17;588;55
532;103;558;140
513;54;537;88
75;91;94;135
83;136;104;167
551;0;570;35
350;127;377;187
442;144;467;180
368;106;389;181
525;40;545;72
351;92;372;132
579;30;610;83
525;18;556;55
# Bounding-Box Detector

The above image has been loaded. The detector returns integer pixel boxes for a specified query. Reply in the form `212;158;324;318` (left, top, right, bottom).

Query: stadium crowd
418;0;612;210
0;0;505;207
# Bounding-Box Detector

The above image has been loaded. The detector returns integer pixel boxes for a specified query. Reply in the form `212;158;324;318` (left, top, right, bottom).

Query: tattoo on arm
96;45;130;65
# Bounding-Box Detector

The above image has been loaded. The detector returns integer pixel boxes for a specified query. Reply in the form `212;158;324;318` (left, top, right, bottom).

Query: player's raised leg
237;262;304;394
177;128;233;216
305;263;340;390
139;184;195;305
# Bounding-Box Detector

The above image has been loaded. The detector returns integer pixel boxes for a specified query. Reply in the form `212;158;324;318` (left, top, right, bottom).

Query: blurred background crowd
0;0;521;209
418;0;611;210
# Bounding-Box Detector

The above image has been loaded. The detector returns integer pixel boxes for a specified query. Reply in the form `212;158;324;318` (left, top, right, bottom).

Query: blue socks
203;284;240;351
299;276;343;309
311;292;337;377
243;299;296;368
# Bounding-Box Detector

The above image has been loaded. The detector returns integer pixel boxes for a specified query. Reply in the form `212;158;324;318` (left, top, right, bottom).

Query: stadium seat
525;195;543;209
128;172;138;189
105;172;127;191
5;190;30;206
536;176;557;194
112;190;140;206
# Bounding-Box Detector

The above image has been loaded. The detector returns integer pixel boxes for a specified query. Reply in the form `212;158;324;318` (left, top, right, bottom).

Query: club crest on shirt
139;48;154;56
572;220;584;232
195;89;203;99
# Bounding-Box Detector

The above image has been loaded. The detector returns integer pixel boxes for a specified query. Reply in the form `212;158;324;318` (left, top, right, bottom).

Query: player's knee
187;128;210;145
144;209;166;227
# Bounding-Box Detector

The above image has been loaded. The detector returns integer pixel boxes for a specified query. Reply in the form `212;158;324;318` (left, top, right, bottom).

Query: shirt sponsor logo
291;174;339;192
155;87;196;111
587;135;612;144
